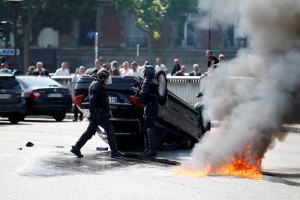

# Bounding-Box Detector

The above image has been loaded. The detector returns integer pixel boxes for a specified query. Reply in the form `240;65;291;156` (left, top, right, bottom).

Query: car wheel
20;114;26;121
9;114;21;124
194;102;210;135
53;113;66;122
156;71;168;105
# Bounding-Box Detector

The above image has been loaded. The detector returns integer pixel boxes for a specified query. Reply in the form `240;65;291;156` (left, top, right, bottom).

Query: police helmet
96;69;110;79
143;65;155;77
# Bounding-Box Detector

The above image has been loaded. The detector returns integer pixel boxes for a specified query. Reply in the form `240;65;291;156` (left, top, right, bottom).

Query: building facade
30;0;243;73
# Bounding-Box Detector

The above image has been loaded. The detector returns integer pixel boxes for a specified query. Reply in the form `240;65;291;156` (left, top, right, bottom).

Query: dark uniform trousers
143;102;159;152
75;109;118;153
144;102;159;131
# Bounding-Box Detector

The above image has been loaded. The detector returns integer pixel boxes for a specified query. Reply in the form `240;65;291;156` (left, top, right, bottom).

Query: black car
16;76;72;121
75;71;202;150
0;74;26;124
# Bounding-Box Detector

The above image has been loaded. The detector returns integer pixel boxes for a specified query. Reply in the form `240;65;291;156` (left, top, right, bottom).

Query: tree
112;0;170;59
0;0;95;72
112;0;198;59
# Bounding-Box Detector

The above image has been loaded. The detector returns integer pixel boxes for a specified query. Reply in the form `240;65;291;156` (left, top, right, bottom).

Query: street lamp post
136;44;140;62
94;32;98;60
208;2;211;50
8;0;23;70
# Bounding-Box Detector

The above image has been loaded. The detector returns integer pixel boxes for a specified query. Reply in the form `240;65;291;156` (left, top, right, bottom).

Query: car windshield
16;76;62;88
0;77;20;89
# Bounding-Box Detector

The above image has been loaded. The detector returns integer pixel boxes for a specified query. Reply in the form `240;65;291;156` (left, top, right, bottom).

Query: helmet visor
105;75;112;84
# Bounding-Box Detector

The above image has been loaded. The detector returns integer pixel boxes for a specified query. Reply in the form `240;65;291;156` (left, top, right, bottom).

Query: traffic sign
0;49;20;56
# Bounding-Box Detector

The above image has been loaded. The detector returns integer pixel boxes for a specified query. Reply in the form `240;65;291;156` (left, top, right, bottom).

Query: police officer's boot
70;145;83;158
139;135;150;157
142;128;157;158
106;128;124;158
70;130;93;158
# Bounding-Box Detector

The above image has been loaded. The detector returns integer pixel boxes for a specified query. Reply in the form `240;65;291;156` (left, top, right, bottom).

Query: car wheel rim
157;74;166;96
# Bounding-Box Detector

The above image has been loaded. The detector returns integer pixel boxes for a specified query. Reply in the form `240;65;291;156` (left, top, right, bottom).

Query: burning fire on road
175;0;300;179
174;156;262;179
174;137;263;179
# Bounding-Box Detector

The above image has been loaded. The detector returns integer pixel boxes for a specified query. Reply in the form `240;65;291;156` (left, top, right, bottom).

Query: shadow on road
263;174;300;187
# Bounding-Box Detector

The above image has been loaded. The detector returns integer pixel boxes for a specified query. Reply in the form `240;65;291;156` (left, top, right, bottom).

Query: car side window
0;77;20;89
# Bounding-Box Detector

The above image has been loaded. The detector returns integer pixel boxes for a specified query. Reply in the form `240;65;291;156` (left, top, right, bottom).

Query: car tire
20;114;26;121
194;102;210;135
156;71;168;105
9;113;21;124
53;113;66;122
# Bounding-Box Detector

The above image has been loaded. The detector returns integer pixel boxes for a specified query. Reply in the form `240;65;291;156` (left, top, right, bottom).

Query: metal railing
167;76;200;106
51;75;201;106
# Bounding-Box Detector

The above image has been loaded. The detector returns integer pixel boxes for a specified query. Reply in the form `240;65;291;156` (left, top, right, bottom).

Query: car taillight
29;90;41;99
75;95;84;106
129;95;143;108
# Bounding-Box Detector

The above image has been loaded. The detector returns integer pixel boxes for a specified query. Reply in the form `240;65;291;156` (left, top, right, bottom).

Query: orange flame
215;155;262;179
174;156;262;179
175;125;264;179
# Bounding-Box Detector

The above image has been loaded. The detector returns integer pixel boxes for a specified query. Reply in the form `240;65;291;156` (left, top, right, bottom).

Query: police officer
71;69;123;158
135;66;159;158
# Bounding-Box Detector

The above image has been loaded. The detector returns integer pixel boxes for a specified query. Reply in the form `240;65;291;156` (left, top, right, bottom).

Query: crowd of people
98;50;225;78
1;49;225;78
71;51;225;79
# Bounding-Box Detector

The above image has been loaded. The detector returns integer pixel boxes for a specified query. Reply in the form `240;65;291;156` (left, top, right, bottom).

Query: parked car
0;74;26;124
74;71;202;150
16;76;72;121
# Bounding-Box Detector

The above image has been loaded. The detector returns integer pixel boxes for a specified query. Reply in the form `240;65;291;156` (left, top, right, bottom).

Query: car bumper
0;99;26;116
26;104;72;115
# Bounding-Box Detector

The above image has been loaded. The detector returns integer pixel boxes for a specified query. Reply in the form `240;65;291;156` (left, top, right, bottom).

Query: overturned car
74;71;203;150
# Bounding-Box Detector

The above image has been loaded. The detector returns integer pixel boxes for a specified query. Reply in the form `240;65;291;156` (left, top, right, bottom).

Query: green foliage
153;30;160;40
112;0;198;39
112;0;171;39
0;0;95;35
0;1;15;21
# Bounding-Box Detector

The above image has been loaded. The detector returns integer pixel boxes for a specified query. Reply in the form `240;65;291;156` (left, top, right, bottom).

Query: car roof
0;74;15;78
16;76;63;88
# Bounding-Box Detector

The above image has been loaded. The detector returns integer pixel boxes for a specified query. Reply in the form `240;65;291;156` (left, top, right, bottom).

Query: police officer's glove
131;87;140;96
196;92;203;98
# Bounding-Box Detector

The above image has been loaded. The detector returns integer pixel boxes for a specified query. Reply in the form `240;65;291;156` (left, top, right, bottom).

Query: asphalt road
0;117;299;200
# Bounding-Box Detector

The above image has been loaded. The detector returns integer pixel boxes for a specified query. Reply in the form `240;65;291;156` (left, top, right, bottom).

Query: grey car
0;74;26;124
